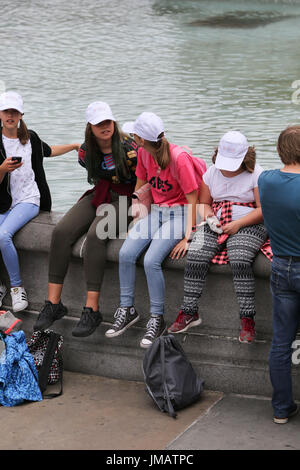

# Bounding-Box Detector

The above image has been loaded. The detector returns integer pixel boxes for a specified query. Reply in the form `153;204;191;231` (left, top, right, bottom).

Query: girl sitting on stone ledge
0;91;79;326
34;101;138;337
168;130;272;343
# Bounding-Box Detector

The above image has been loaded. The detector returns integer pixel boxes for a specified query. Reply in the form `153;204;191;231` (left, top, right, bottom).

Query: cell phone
12;157;22;163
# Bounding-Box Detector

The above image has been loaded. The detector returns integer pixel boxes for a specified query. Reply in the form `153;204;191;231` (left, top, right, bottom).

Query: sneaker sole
140;326;167;349
274;406;299;424
72;321;102;338
238;335;255;344
12;301;29;313
168;317;202;334
105;314;140;338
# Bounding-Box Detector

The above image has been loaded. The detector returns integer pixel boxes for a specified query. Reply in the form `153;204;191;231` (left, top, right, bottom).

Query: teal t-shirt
258;169;300;256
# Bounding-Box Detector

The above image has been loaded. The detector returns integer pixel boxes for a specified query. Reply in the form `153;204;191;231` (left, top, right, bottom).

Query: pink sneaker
239;317;255;343
168;310;202;334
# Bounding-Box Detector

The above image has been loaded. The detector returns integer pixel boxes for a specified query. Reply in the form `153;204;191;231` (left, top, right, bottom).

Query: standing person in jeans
0;91;79;325
34;101;138;337
105;112;205;348
258;125;300;424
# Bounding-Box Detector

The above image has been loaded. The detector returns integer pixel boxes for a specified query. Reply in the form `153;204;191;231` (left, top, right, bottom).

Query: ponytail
17;119;30;145
146;133;171;170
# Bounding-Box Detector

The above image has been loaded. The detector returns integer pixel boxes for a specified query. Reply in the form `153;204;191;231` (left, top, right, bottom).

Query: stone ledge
13;211;271;279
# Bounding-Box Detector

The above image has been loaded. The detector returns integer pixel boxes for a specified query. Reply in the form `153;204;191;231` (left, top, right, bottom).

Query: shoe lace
113;307;128;328
145;316;161;339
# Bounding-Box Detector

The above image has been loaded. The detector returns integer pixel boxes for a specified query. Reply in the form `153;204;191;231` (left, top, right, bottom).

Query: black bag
27;330;63;399
142;335;204;418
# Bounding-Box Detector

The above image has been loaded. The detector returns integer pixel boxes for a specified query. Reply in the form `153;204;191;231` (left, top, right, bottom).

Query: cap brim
88;112;115;125
0;105;23;114
122;121;135;134
215;153;245;171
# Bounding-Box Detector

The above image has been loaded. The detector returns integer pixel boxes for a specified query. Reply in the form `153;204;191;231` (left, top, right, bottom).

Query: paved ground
1;371;299;451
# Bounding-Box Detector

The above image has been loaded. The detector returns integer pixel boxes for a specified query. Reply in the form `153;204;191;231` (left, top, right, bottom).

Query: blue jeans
269;255;300;417
0;203;39;287
119;205;186;315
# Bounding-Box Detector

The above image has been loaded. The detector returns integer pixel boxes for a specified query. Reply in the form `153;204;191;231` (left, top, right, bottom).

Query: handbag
27;330;64;399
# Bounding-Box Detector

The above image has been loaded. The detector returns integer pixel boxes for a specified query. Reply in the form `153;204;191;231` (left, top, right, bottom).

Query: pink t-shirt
135;144;199;206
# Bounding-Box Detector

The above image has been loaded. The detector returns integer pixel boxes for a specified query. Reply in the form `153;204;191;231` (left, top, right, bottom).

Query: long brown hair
145;133;171;170
84;122;130;184
212;146;256;173
17;119;30;145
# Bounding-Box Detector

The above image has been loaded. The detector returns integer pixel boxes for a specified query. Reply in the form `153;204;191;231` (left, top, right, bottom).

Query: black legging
48;192;130;291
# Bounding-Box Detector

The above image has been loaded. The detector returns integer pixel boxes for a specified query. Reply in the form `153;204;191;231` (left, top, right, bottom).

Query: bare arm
169;189;198;260
134;177;148;192
50;143;80;157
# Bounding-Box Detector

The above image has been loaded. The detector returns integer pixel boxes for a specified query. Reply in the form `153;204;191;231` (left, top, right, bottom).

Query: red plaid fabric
210;200;273;265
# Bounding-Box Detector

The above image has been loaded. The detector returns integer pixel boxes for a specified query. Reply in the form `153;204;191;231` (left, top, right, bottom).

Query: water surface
1;0;300;211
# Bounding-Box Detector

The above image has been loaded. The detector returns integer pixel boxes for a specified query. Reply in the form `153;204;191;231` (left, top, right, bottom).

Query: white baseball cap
0;91;24;114
215;131;249;171
85;101;115;125
122;112;164;142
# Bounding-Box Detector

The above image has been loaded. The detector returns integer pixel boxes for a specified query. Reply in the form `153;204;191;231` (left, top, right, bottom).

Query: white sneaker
0;281;7;307
10;287;28;313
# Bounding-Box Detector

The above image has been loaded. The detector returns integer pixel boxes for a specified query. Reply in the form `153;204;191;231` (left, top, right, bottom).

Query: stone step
16;308;300;400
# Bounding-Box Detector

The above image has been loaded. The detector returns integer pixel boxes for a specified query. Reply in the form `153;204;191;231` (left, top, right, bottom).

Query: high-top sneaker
168;310;202;334
140;315;167;349
105;306;139;338
10;287;28;313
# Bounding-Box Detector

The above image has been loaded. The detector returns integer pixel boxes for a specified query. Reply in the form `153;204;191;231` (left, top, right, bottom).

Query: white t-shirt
202;164;264;221
2;135;40;208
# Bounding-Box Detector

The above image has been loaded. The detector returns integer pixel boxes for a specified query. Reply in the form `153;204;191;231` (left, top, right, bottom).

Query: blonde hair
145;133;171;169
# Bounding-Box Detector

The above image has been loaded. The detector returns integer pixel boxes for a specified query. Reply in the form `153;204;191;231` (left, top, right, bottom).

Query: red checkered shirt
210;200;273;265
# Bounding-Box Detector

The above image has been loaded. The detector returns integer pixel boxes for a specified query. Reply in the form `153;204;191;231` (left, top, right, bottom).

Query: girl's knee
0;229;12;249
119;243;138;264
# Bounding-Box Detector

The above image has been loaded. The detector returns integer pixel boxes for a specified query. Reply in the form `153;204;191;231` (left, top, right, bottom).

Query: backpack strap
38;331;63;399
160;336;177;419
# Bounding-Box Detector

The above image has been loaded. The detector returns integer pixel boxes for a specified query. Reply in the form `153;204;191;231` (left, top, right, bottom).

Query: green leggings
48;192;130;291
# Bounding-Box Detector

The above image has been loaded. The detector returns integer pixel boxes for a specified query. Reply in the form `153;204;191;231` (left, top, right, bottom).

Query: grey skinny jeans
48;192;130;291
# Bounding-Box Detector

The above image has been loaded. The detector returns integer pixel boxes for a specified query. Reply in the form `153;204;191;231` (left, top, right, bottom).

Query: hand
127;150;137;159
73;143;81;152
0;157;23;174
169;238;189;260
222;220;241;235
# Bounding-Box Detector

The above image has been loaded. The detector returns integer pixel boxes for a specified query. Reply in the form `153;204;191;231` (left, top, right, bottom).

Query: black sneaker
72;307;103;337
140;315;166;349
105;306;139;338
34;300;67;331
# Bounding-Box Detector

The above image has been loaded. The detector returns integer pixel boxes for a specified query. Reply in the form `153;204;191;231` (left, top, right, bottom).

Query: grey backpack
142;335;204;418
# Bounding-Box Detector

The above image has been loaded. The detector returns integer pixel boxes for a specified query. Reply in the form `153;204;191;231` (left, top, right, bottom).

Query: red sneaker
168;310;202;334
239;317;255;343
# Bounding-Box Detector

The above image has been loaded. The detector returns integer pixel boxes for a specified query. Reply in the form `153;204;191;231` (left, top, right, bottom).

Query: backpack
139;144;206;195
142;335;204;418
27;330;63;399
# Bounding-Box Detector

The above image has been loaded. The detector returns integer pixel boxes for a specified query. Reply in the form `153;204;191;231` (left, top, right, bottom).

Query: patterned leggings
182;223;268;318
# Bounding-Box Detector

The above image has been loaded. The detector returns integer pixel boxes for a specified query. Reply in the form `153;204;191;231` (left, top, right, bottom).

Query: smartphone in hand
11;156;22;163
